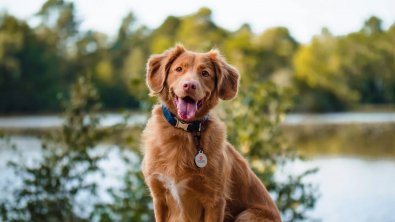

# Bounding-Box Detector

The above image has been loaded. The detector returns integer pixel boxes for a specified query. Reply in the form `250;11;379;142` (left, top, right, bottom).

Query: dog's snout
182;81;197;93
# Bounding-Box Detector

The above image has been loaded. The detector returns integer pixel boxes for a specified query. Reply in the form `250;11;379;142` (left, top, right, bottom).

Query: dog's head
146;44;240;121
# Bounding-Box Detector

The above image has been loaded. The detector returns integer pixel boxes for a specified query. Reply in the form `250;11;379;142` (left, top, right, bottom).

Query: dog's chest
156;174;189;207
155;173;206;221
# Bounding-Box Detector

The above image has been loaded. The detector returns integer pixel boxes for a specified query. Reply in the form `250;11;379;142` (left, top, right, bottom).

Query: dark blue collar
162;104;209;132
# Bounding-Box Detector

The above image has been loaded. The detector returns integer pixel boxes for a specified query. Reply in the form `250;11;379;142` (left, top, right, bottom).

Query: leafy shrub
220;82;319;221
0;76;153;222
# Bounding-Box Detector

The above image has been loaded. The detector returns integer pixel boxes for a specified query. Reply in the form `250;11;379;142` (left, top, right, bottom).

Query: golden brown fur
142;45;281;222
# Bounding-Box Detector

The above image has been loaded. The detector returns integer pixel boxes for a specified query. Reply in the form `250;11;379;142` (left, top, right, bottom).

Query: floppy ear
146;44;185;95
208;50;240;100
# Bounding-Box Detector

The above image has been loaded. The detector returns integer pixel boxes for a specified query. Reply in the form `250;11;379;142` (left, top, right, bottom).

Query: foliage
293;20;395;111
219;82;318;221
0;76;152;221
0;12;67;113
92;149;154;222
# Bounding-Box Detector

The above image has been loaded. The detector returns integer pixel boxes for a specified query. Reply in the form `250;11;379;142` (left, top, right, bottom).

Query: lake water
1;113;395;222
282;158;395;222
1;112;395;128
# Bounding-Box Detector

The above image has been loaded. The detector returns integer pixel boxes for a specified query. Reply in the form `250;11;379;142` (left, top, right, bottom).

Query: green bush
0;76;153;222
220;82;319;221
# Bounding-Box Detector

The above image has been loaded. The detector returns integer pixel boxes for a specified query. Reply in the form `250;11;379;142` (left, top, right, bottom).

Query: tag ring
196;144;203;151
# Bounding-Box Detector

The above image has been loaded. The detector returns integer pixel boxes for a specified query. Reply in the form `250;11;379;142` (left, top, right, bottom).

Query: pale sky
1;0;395;43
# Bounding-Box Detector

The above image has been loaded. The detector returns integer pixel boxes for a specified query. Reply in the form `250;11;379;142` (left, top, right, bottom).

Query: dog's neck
161;104;209;132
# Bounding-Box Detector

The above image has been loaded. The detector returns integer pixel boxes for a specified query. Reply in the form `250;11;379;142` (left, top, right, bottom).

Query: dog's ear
208;49;240;100
146;44;185;95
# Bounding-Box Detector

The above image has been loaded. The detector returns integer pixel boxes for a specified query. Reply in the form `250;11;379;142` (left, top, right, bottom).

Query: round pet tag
194;150;207;168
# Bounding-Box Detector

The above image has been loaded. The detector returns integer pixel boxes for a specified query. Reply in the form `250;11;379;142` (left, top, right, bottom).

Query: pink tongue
177;98;197;120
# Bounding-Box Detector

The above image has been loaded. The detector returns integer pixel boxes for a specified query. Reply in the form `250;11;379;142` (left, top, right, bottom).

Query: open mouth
173;93;204;120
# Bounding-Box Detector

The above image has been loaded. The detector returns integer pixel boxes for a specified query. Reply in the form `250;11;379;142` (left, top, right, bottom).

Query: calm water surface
1;112;395;128
281;158;395;222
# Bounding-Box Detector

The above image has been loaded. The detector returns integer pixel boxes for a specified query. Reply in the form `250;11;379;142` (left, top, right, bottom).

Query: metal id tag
194;150;207;168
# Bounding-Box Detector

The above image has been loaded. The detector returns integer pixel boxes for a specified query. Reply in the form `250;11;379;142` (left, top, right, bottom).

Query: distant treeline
1;1;395;114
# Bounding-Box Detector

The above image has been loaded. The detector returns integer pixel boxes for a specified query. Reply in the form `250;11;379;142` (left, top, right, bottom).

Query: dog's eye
202;71;209;77
176;67;182;72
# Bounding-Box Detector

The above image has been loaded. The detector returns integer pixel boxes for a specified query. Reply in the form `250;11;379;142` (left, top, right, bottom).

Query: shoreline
2;120;395;135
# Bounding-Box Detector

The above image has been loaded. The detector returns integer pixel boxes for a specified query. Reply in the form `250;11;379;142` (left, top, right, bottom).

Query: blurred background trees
1;2;395;114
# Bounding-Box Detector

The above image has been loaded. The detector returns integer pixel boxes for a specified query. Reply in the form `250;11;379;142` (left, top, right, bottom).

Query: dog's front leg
146;176;169;222
153;197;168;222
203;197;226;222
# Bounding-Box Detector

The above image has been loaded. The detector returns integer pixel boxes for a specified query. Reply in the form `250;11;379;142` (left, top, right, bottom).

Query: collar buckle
162;104;208;132
175;119;190;131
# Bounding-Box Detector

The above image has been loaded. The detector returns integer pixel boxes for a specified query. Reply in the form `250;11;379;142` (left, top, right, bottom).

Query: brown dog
142;45;281;222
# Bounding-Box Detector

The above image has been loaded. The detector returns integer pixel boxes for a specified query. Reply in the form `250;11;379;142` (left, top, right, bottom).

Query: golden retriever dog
142;44;281;222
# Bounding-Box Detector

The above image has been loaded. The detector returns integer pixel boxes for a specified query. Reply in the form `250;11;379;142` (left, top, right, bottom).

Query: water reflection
283;123;395;159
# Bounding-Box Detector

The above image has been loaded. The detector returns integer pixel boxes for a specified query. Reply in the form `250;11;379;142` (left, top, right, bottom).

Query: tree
293;29;360;111
0;13;66;113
